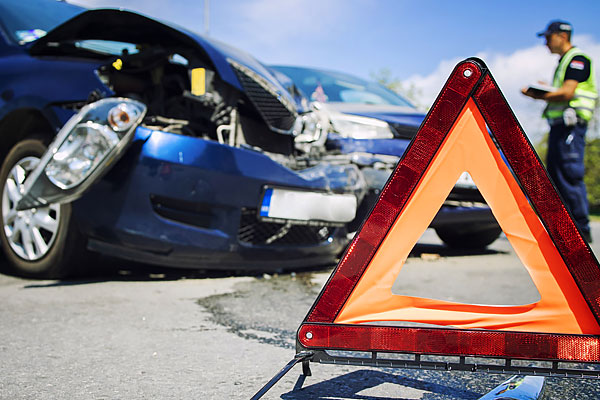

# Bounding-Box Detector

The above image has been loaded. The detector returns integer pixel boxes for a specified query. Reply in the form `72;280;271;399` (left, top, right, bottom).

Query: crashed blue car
0;1;366;278
271;66;501;249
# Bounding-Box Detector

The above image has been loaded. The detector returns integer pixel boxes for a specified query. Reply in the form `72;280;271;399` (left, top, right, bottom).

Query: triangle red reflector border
297;58;600;363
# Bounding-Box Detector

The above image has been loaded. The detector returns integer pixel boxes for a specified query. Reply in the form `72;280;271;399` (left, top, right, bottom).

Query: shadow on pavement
15;255;333;288
280;369;482;399
3;236;508;288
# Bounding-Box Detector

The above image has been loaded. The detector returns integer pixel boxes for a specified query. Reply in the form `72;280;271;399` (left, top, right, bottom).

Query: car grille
238;208;333;246
390;123;419;140
229;60;297;133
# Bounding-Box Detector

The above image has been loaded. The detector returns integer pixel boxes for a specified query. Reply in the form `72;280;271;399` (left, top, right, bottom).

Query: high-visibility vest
543;47;598;122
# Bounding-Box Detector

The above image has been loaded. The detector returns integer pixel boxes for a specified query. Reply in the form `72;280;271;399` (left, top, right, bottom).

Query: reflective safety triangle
297;58;600;363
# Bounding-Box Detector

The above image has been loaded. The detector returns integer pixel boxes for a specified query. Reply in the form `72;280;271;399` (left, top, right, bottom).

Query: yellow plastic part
335;99;600;335
112;58;123;71
191;68;206;96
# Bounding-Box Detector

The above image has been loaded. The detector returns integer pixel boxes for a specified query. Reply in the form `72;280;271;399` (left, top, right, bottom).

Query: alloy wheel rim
2;156;61;261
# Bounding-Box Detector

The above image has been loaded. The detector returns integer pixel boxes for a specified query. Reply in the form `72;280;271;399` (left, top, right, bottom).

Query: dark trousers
546;121;590;235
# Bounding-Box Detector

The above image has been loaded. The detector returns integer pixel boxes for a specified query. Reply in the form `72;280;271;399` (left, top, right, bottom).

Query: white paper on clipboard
527;83;556;95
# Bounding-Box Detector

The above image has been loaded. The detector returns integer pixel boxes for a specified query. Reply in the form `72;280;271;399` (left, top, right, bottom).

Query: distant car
271;66;501;249
0;1;366;278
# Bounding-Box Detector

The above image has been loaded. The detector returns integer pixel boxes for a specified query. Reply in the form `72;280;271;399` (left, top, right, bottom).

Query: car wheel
0;139;85;278
435;224;502;250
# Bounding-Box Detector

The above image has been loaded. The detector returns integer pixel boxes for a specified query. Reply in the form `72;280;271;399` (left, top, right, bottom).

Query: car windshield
74;40;139;56
272;66;415;108
0;0;84;44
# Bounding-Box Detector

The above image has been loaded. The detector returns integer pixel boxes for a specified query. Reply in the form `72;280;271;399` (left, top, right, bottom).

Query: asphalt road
2;224;600;399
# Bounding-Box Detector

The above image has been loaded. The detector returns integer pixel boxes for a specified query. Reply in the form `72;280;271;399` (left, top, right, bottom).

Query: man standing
522;20;598;242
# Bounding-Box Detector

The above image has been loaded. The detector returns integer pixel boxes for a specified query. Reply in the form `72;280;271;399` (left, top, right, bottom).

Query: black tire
435;224;502;250
0;139;86;278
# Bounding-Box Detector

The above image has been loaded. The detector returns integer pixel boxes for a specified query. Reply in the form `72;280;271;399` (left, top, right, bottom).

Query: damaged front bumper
19;99;366;269
74;127;363;269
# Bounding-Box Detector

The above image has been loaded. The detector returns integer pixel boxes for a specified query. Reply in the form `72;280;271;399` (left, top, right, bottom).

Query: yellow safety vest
543;47;598;122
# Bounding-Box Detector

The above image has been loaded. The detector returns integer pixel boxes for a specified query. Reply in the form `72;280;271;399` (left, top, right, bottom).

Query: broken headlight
17;98;146;210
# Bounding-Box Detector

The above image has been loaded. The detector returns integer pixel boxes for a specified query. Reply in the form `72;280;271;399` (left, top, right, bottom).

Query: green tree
585;138;600;212
370;68;424;108
587;94;600;139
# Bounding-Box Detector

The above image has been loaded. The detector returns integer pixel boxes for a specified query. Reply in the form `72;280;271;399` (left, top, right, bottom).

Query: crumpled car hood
29;8;296;110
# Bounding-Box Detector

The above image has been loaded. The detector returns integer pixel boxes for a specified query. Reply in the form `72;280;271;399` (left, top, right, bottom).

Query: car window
273;66;416;108
0;0;84;44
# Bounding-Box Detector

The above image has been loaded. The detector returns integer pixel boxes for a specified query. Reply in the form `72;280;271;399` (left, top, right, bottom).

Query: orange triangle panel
297;58;600;363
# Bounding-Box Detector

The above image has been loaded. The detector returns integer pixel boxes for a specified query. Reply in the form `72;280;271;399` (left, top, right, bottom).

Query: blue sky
71;0;600;140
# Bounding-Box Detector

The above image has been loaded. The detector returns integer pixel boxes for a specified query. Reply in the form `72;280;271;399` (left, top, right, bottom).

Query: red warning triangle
297;58;600;363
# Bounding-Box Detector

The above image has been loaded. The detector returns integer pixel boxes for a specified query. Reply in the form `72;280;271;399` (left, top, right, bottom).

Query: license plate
259;187;357;226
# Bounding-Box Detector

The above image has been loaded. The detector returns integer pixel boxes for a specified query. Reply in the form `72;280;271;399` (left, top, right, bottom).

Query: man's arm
542;79;578;101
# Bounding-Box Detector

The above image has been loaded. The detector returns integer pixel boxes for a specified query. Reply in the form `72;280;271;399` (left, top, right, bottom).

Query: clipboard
526;83;555;96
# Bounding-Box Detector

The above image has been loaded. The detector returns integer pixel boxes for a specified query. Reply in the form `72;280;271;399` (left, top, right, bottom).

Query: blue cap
537;20;573;37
